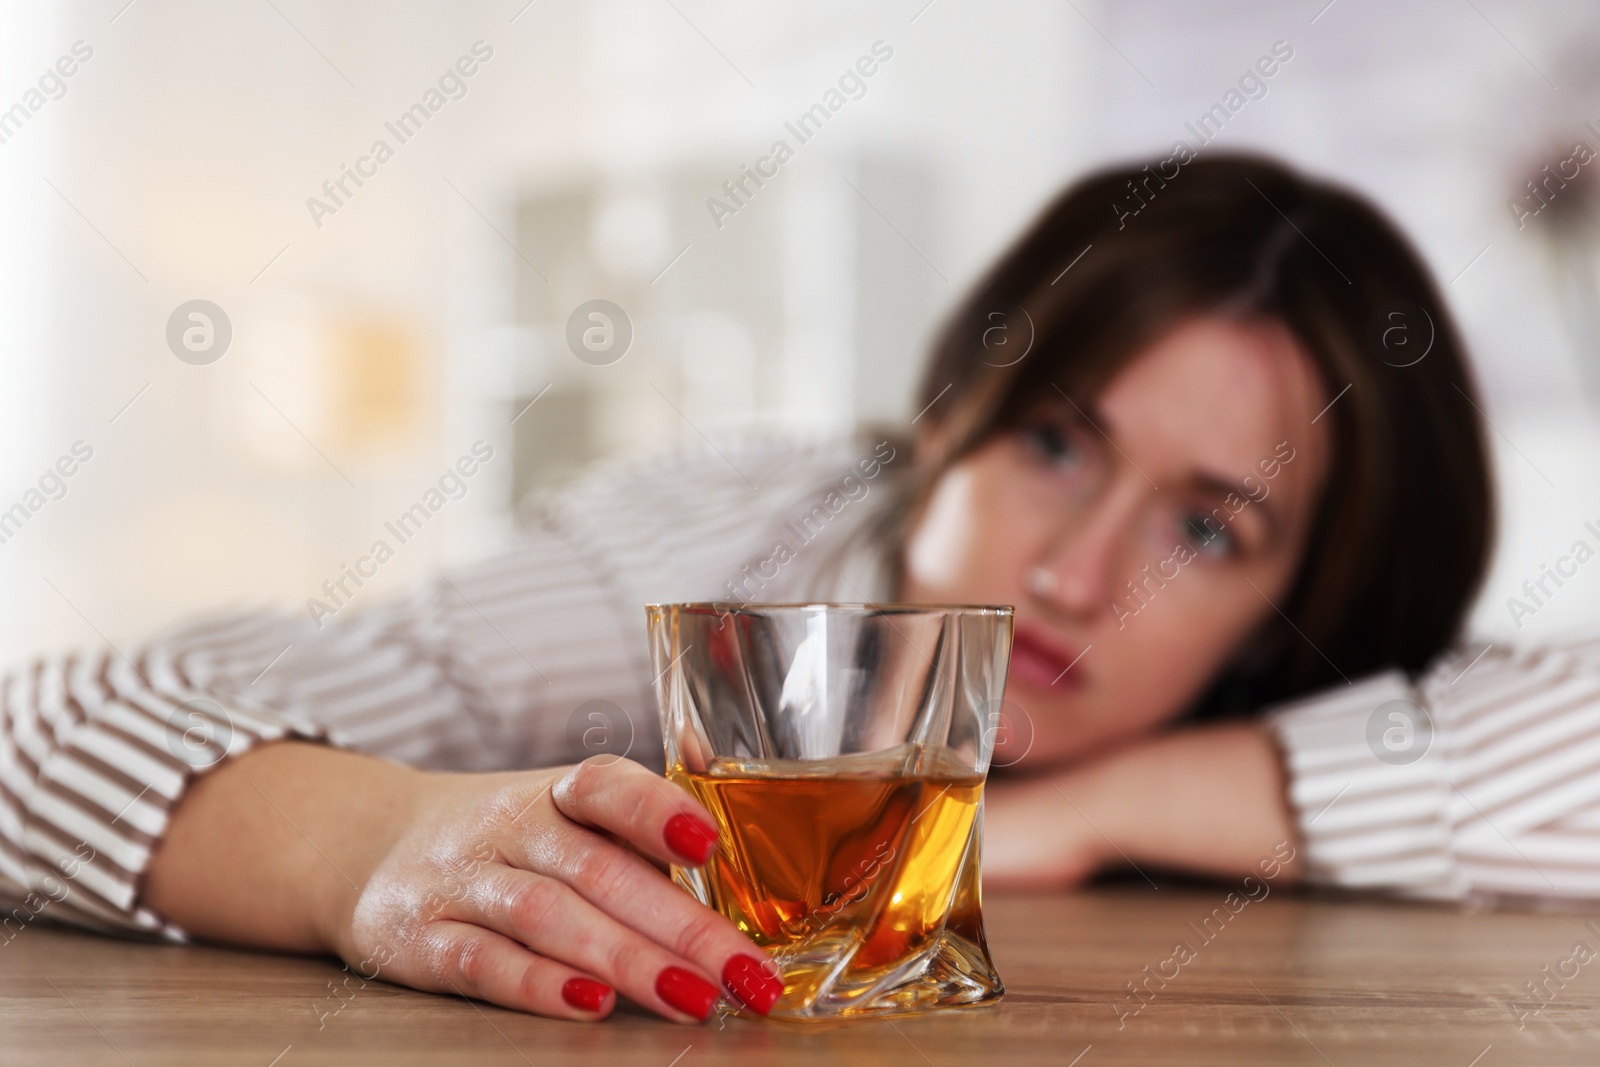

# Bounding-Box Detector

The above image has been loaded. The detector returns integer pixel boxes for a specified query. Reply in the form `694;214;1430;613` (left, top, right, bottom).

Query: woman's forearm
142;741;418;953
984;723;1301;888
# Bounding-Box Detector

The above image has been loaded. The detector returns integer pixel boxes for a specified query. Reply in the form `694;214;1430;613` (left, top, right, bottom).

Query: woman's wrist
277;745;428;957
1069;723;1299;882
145;740;424;955
982;768;1114;889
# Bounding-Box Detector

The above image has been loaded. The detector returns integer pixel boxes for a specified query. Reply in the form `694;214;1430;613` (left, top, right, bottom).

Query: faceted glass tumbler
645;602;1013;1020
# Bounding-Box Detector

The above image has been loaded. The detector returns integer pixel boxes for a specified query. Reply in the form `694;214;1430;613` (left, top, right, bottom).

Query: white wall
0;5;62;658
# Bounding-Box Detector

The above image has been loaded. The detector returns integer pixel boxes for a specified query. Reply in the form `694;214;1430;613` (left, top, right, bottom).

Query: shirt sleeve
1266;641;1600;903
0;507;647;942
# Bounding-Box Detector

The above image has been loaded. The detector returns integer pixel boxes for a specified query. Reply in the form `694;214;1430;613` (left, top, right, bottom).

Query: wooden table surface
4;886;1599;1065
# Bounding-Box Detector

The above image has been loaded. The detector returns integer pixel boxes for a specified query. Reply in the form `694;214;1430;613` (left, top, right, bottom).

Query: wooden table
3;887;1597;1065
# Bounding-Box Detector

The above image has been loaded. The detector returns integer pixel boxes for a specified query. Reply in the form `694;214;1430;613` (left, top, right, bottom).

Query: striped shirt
1;432;1596;940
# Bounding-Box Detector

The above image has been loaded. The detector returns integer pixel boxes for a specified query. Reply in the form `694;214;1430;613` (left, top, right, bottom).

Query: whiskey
670;748;999;1016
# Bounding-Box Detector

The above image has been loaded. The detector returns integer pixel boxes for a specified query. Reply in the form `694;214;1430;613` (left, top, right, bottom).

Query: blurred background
2;0;1600;661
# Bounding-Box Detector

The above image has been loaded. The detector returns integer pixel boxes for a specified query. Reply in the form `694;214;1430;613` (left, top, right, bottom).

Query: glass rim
644;601;1015;616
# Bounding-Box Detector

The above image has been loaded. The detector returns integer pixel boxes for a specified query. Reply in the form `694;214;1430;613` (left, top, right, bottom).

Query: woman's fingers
524;761;786;1015
415;920;616;1021
552;756;719;867
522;823;784;1016
455;866;739;1023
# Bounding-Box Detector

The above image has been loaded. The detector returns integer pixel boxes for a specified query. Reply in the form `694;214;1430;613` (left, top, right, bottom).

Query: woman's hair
901;153;1495;718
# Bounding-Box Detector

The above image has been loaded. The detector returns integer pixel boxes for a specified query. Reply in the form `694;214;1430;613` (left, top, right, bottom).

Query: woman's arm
983;722;1299;889
987;640;1600;901
0;531;607;940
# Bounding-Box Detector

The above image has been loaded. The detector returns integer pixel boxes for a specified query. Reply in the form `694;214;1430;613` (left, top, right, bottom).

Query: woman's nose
1025;487;1142;616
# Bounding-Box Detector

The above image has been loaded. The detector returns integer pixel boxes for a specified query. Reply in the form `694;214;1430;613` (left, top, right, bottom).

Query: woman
3;155;1590;1026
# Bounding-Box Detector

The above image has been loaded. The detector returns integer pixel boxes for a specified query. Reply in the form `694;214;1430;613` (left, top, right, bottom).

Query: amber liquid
671;752;988;1011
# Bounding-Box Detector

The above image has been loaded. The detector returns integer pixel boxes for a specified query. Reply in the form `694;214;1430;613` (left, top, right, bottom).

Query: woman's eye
1183;513;1234;558
1026;423;1079;465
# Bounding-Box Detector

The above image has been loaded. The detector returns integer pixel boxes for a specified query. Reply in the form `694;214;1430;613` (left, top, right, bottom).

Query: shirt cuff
1265;670;1466;901
20;663;331;942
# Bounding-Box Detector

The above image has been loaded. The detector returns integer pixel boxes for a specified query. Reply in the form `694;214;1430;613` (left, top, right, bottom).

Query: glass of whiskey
645;602;1013;1020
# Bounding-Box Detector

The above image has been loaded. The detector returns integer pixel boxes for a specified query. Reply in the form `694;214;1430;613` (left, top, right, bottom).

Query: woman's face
900;315;1330;769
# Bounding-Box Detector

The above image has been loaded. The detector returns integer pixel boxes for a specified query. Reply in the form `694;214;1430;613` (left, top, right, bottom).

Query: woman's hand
982;722;1300;890
982;762;1110;890
145;743;783;1023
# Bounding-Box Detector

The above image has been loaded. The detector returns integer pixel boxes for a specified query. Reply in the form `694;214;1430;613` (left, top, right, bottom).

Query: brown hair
901;153;1495;718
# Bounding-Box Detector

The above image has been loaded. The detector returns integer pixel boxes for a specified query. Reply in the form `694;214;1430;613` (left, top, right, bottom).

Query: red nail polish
722;954;784;1016
656;966;719;1021
664;812;717;865
561;976;611;1013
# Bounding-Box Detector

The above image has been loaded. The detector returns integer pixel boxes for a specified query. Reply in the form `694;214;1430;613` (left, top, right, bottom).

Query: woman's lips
1007;625;1088;691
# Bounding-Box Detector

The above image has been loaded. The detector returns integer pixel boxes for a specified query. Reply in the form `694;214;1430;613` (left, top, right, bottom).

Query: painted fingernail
722;954;784;1016
664;812;718;865
561;976;611;1013
656;966;719;1021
